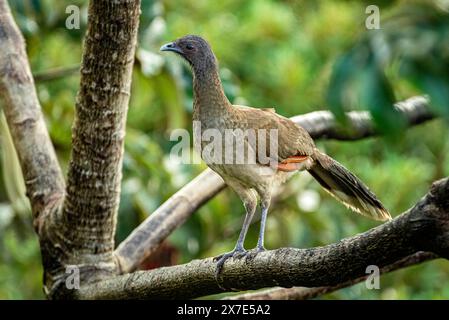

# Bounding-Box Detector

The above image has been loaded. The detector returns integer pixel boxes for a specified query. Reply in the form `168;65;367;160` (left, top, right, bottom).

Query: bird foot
245;245;266;261
214;247;247;280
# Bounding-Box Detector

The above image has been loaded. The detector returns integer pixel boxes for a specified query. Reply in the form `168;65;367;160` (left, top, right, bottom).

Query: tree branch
115;169;225;273
0;0;65;230
33;65;80;83
80;177;449;299
115;95;435;273
224;251;437;300
291;96;433;140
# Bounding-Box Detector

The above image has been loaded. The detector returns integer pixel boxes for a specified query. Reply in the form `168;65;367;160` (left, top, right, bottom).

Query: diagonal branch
81;177;449;299
33;65;80;83
115;95;435;273
0;0;65;231
115;169;225;273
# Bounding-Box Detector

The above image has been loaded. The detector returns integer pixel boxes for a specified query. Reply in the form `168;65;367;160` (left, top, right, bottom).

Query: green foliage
0;227;43;299
327;2;449;134
1;0;448;299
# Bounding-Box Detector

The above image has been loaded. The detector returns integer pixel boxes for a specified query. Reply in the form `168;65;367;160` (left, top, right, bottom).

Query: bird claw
214;248;247;280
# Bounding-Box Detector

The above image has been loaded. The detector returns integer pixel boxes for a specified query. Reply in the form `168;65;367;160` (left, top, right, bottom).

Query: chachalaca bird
161;35;391;275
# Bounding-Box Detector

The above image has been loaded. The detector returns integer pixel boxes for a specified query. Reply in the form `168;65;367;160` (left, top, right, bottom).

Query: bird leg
256;203;269;251
214;200;256;278
243;199;271;263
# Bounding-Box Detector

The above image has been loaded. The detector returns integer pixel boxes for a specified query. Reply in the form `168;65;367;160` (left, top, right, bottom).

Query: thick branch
224;251;437;300
115;95;435;273
80;178;449;299
44;0;141;298
0;0;65;230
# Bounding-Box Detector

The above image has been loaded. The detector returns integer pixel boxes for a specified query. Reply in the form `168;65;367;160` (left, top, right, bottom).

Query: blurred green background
1;0;448;299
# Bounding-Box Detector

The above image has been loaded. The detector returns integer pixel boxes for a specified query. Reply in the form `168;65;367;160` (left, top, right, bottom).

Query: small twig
33;65;80;82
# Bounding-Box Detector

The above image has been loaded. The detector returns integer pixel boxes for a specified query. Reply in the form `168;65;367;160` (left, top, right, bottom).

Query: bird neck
192;61;231;121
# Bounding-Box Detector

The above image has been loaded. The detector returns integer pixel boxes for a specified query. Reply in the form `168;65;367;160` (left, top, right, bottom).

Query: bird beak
160;42;183;55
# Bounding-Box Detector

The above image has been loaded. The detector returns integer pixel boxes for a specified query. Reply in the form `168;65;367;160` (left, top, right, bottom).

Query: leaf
357;62;405;135
327;52;358;121
411;70;449;118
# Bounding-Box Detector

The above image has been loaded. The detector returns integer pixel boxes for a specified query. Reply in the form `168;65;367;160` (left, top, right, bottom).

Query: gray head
160;35;218;74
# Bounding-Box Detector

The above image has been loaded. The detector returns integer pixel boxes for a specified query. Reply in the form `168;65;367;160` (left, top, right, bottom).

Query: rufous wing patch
277;155;309;172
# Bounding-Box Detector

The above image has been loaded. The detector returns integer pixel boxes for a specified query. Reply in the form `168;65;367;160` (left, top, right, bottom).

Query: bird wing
231;105;316;163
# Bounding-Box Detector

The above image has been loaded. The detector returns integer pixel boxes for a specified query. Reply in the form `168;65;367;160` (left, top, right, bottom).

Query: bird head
160;35;217;72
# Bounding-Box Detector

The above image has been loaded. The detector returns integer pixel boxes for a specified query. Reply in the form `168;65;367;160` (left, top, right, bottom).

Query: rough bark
224;251;437;300
115;95;434;273
49;0;141;297
78;178;449;299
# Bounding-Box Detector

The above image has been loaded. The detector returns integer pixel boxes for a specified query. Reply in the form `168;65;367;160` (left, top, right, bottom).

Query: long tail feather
308;150;391;221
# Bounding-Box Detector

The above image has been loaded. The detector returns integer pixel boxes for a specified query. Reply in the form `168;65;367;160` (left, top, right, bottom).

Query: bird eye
185;44;194;50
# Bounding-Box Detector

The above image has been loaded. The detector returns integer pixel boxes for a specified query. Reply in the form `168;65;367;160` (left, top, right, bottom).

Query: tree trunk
0;0;141;299
47;0;141;298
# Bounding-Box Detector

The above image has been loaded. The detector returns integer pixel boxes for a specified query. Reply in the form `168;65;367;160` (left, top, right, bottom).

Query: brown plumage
161;35;391;275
